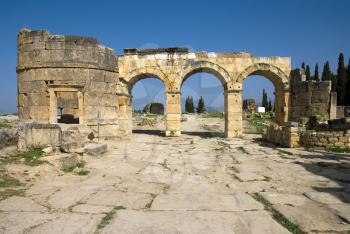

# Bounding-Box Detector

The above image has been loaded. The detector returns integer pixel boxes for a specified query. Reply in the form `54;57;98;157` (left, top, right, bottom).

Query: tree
336;53;347;105
321;61;332;81
261;89;268;109
196;96;206;113
305;65;311;81
185;96;194;113
301;62;305;70
314;63;319;81
346;59;350;105
267;98;272;112
185;96;195;113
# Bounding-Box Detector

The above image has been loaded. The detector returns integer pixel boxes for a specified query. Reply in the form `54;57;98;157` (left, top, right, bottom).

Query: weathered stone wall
336;106;350;118
290;69;332;121
300;130;350;149
17;29;119;137
263;124;301;148
17;122;61;151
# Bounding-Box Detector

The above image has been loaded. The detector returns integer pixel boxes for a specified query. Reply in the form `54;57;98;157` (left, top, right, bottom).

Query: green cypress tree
261;89;268;109
267;98;272;112
189;97;195;113
185;96;190;113
302;62;305;70
331;74;337;92
314;63;319;81
345;59;350;105
336;53;347;105
305;65;311;81
197;96;206;113
322;61;332;81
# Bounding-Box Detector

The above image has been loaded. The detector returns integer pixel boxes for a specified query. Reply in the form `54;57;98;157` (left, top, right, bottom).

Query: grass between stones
0;123;12;129
145;193;157;209
1;148;47;166
251;193;305;234
328;147;350;153
97;206;126;230
62;161;90;176
22;148;47;166
0;189;25;201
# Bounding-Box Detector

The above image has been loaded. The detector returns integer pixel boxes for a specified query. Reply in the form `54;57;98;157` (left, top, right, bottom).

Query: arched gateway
118;48;291;137
17;29;291;138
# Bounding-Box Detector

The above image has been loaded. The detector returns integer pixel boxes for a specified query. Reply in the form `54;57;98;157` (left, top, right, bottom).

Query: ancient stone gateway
118;48;291;137
17;29;291;138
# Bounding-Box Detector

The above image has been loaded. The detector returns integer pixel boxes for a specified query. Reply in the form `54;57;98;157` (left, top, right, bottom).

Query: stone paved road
1;117;350;233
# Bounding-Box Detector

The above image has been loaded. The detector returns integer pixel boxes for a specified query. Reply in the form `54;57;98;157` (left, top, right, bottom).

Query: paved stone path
1;117;350;233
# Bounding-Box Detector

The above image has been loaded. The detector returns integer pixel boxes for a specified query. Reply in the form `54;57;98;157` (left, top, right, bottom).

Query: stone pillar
165;92;181;136
49;90;57;124
275;89;291;125
224;89;242;138
329;92;337;119
118;95;132;136
77;91;84;124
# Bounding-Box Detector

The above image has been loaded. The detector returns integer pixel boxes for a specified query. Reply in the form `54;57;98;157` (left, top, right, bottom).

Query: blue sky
1;0;350;113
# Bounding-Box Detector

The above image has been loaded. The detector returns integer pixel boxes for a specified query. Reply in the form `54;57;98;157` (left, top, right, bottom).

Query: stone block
18;122;61;151
83;143;107;155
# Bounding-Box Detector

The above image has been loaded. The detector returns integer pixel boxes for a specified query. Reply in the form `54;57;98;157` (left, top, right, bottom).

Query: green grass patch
22;148;46;166
0;123;12;129
328;147;350;153
77;169;90;176
0;189;25;201
202;112;224;118
62;161;86;173
0;174;22;187
97;206;126;229
251;193;305;234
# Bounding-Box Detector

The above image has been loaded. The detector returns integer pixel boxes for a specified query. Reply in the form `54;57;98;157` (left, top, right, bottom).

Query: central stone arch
175;61;232;136
180;61;232;89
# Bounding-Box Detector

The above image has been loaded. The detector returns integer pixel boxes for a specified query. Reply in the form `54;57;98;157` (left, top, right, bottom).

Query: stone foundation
18;122;61;151
263;124;301;148
300;130;350;149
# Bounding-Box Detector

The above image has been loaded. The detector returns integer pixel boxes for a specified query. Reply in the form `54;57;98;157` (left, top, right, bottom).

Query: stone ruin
143;103;164;114
15;28;348;150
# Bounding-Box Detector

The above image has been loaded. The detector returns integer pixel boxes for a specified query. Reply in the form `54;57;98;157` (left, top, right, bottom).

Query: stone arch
236;63;289;90
181;61;232;90
123;67;173;93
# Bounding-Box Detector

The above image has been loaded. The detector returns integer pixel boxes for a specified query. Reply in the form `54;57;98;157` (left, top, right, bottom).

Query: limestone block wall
290;70;332;121
300;130;350;149
17;29;119;137
263;124;301;148
17;122;61;151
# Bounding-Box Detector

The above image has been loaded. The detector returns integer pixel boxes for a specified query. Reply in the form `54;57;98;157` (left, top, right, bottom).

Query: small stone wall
290;70;332;121
300;130;350;149
263;124;300;148
18;122;61;151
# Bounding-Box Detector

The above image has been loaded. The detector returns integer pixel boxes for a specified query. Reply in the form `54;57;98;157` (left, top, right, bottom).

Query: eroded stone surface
101;210;290;234
1;116;350;233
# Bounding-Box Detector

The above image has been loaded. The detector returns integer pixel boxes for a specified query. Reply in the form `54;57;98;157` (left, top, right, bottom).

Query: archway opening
242;75;276;135
131;77;166;135
57;91;79;124
181;72;225;137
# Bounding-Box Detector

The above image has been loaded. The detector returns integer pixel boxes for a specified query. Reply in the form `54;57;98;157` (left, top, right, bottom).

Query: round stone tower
17;28;119;137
